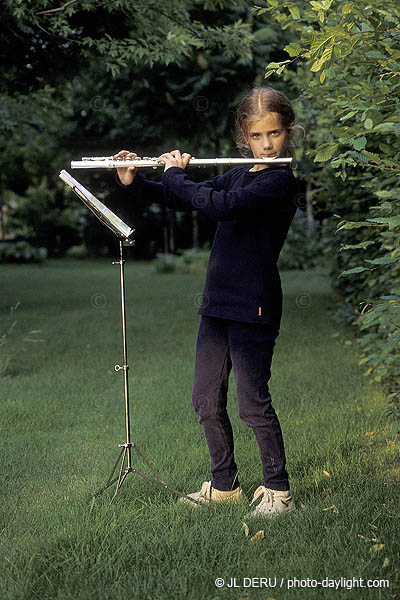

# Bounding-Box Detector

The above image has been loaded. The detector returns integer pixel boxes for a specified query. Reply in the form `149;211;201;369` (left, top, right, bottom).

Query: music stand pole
93;240;202;505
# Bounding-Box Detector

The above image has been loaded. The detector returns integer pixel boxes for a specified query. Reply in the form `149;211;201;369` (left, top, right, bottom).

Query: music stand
59;171;200;505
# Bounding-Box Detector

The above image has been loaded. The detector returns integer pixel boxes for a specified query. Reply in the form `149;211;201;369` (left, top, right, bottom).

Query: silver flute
71;156;293;169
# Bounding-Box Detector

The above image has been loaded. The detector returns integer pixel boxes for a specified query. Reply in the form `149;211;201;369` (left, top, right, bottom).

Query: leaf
288;5;300;19
340;110;357;122
370;544;384;553
284;42;302;57
353;137;367;151
242;522;249;537
389;216;400;230
250;530;265;543
336;221;373;231
358;534;378;542
364;118;373;129
310;33;335;57
361;150;381;164
310;57;325;72
366;217;390;224
340;241;375;251
364;256;397;265
338;266;369;277
314;143;339;162
323;470;330;477
322;504;339;513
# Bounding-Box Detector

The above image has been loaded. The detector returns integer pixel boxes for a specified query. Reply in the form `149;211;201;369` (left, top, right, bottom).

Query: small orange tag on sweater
258;306;262;316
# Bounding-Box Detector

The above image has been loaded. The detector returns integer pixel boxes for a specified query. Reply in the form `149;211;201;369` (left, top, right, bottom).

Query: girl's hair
235;86;304;160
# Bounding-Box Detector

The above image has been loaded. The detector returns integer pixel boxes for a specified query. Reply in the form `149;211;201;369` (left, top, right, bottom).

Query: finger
158;153;174;162
113;150;137;160
182;153;191;167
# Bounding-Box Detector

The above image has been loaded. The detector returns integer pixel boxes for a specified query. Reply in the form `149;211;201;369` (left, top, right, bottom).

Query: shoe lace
250;486;275;508
200;481;212;500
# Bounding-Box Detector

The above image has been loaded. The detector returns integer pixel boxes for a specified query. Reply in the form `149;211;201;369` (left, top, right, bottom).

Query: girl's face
246;112;287;171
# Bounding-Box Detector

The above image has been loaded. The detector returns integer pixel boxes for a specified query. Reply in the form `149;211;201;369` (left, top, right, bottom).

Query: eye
251;133;260;138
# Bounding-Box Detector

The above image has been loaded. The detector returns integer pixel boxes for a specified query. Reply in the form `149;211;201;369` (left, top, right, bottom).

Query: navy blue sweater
119;164;298;327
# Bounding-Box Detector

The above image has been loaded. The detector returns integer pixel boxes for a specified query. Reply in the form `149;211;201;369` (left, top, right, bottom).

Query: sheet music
59;170;134;243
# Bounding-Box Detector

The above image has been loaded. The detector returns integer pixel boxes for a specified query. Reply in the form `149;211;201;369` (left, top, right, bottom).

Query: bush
152;246;210;274
153;253;176;273
278;215;330;270
65;244;89;259
0;241;47;263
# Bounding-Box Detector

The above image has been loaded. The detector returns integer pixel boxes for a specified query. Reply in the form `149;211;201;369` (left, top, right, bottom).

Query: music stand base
93;442;202;506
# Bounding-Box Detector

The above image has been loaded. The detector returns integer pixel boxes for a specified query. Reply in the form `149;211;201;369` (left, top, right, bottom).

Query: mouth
261;154;277;158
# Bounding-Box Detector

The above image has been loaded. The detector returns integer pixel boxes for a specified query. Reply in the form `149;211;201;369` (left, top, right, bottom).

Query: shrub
0;241;47;263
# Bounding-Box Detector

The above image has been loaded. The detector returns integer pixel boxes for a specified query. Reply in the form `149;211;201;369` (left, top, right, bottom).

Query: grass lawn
0;258;399;600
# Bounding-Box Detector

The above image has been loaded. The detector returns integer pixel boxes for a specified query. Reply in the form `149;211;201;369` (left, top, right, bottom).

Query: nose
262;134;272;149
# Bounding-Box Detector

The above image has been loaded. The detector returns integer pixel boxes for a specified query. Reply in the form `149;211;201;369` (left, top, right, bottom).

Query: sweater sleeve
116;168;229;212
161;166;297;220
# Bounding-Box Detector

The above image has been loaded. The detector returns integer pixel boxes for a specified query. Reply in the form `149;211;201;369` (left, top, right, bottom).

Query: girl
115;87;300;518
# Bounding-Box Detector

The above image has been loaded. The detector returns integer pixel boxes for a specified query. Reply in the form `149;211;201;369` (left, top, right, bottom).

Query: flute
70;156;293;169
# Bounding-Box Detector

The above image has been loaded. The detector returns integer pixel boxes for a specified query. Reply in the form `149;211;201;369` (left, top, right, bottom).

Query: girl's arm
160;166;298;220
115;150;230;211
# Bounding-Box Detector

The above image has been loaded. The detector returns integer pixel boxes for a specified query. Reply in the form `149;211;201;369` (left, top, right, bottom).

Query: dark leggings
191;315;289;492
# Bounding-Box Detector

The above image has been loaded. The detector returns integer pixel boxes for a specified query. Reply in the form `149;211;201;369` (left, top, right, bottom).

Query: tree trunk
306;181;313;235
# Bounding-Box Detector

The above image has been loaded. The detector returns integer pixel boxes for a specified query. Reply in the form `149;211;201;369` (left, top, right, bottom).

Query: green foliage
153;253;177;273
277;215;329;270
0;241;47;263
153;247;210;274
6;0;255;75
257;0;400;432
357;289;400;382
4;178;84;256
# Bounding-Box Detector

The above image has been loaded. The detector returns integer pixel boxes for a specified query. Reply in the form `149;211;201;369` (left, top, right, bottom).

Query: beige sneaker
246;486;295;518
179;481;246;506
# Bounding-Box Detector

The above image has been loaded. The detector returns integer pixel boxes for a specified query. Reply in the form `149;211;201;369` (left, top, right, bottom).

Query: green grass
0;259;399;600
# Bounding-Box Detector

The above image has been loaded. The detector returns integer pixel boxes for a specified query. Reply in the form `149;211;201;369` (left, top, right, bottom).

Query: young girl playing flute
115;86;300;518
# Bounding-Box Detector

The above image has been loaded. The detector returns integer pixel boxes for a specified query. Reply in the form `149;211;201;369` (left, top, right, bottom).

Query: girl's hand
157;150;191;172
113;150;137;186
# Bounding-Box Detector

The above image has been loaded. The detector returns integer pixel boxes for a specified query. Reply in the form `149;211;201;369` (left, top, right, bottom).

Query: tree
5;0;255;77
